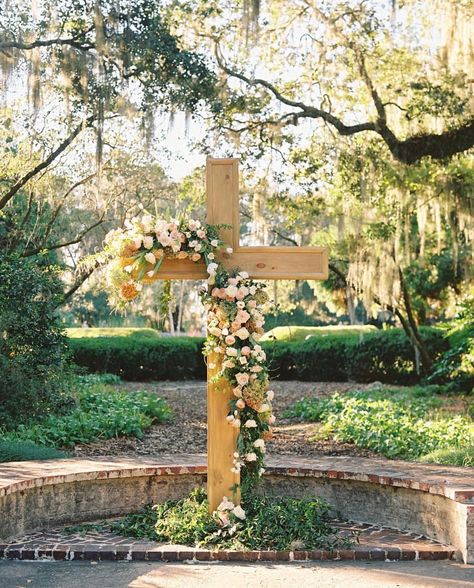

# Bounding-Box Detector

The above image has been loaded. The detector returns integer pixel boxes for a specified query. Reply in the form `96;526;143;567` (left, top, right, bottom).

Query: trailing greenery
285;387;473;461
0;440;68;462
109;488;350;551
68;327;447;384
69;335;206;380
2;377;172;449
0;255;74;427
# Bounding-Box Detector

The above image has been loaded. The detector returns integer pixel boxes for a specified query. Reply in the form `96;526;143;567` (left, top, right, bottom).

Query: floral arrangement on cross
104;214;275;524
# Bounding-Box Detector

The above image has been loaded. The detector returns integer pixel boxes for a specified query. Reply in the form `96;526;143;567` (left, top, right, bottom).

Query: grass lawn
261;324;377;342
66;327;161;338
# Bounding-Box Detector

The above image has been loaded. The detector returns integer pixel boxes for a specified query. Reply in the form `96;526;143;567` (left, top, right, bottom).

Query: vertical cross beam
206;158;241;512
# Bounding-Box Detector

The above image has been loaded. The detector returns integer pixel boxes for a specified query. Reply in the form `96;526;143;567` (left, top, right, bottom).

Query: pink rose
241;346;251;356
225;335;236;345
236;398;245;409
192;253;201;261
235;372;249;386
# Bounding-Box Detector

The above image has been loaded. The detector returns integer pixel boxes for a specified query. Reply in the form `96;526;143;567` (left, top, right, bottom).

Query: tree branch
0;116;96;210
21;217;105;257
62;265;98;303
215;45;377;137
0;32;94;52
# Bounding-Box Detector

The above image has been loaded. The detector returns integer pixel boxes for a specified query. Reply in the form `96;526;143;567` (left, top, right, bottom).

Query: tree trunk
398;268;433;374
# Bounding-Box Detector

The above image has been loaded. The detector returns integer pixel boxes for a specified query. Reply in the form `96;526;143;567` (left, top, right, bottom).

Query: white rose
232;505;246;520
145;252;156;264
226;347;238;357
253;439;265;449
207;262;218;274
211;239;219;247
244;419;257;428
208;326;222;337
207;252;215;260
267;390;274;401
143;236;154;249
226;247;233;254
259;403;270;413
239;271;249;279
246;452;257;462
231;418;241;428
239;356;247;365
124;265;134;273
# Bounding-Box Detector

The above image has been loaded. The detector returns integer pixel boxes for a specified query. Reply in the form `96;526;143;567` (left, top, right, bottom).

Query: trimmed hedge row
69;327;447;384
267;327;448;384
69;336;206;381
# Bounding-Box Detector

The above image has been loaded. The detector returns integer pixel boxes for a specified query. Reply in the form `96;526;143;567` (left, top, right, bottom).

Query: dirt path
74;380;379;459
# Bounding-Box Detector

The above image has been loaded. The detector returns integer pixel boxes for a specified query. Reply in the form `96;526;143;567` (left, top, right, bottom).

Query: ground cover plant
1;375;172;451
0;440;68;463
104;488;352;551
285;386;474;462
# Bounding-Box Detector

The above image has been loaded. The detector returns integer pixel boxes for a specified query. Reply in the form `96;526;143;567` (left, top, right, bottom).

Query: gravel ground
74;380;381;459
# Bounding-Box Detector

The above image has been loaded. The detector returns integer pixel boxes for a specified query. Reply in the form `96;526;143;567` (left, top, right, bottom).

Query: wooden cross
153;158;328;511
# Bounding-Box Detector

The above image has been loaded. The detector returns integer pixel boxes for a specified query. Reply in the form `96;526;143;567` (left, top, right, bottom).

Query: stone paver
0;560;473;588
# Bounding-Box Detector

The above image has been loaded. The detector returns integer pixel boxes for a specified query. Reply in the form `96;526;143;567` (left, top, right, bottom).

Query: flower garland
103;215;275;506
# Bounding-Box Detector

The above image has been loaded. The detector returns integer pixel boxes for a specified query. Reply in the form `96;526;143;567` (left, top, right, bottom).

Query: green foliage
420;446;474;467
286;388;473;461
268;327;447;384
68;327;447;384
429;297;474;392
111;488;349;551
0;255;73;427
0;440;68;463
69;335;206;380
3;377;172;448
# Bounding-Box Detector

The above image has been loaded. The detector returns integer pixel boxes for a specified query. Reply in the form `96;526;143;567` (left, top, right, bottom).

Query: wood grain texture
207;352;240;512
206;158;240;248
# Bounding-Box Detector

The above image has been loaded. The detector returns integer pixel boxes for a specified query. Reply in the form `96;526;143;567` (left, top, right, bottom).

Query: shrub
68;327;447;385
0;440;68;462
285;388;473;461
420;446;474;467
265;327;447;383
110;488;349;551
346;327;449;384
69;336;206;380
4;379;172;448
429;297;474;392
0;255;73;427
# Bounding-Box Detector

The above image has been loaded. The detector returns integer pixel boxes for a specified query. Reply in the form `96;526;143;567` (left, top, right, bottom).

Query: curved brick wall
0;455;472;562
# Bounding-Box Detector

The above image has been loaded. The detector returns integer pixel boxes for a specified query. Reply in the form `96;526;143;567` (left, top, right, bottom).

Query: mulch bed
74;380;381;459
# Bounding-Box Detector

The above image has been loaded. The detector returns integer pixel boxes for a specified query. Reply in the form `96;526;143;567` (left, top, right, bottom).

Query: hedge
69;336;206;381
69;327;447;384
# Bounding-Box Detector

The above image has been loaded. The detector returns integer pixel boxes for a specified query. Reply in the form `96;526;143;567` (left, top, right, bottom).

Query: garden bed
72;380;382;459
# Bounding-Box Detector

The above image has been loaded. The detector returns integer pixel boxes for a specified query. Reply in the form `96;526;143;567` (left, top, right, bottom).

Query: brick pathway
0;520;454;562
